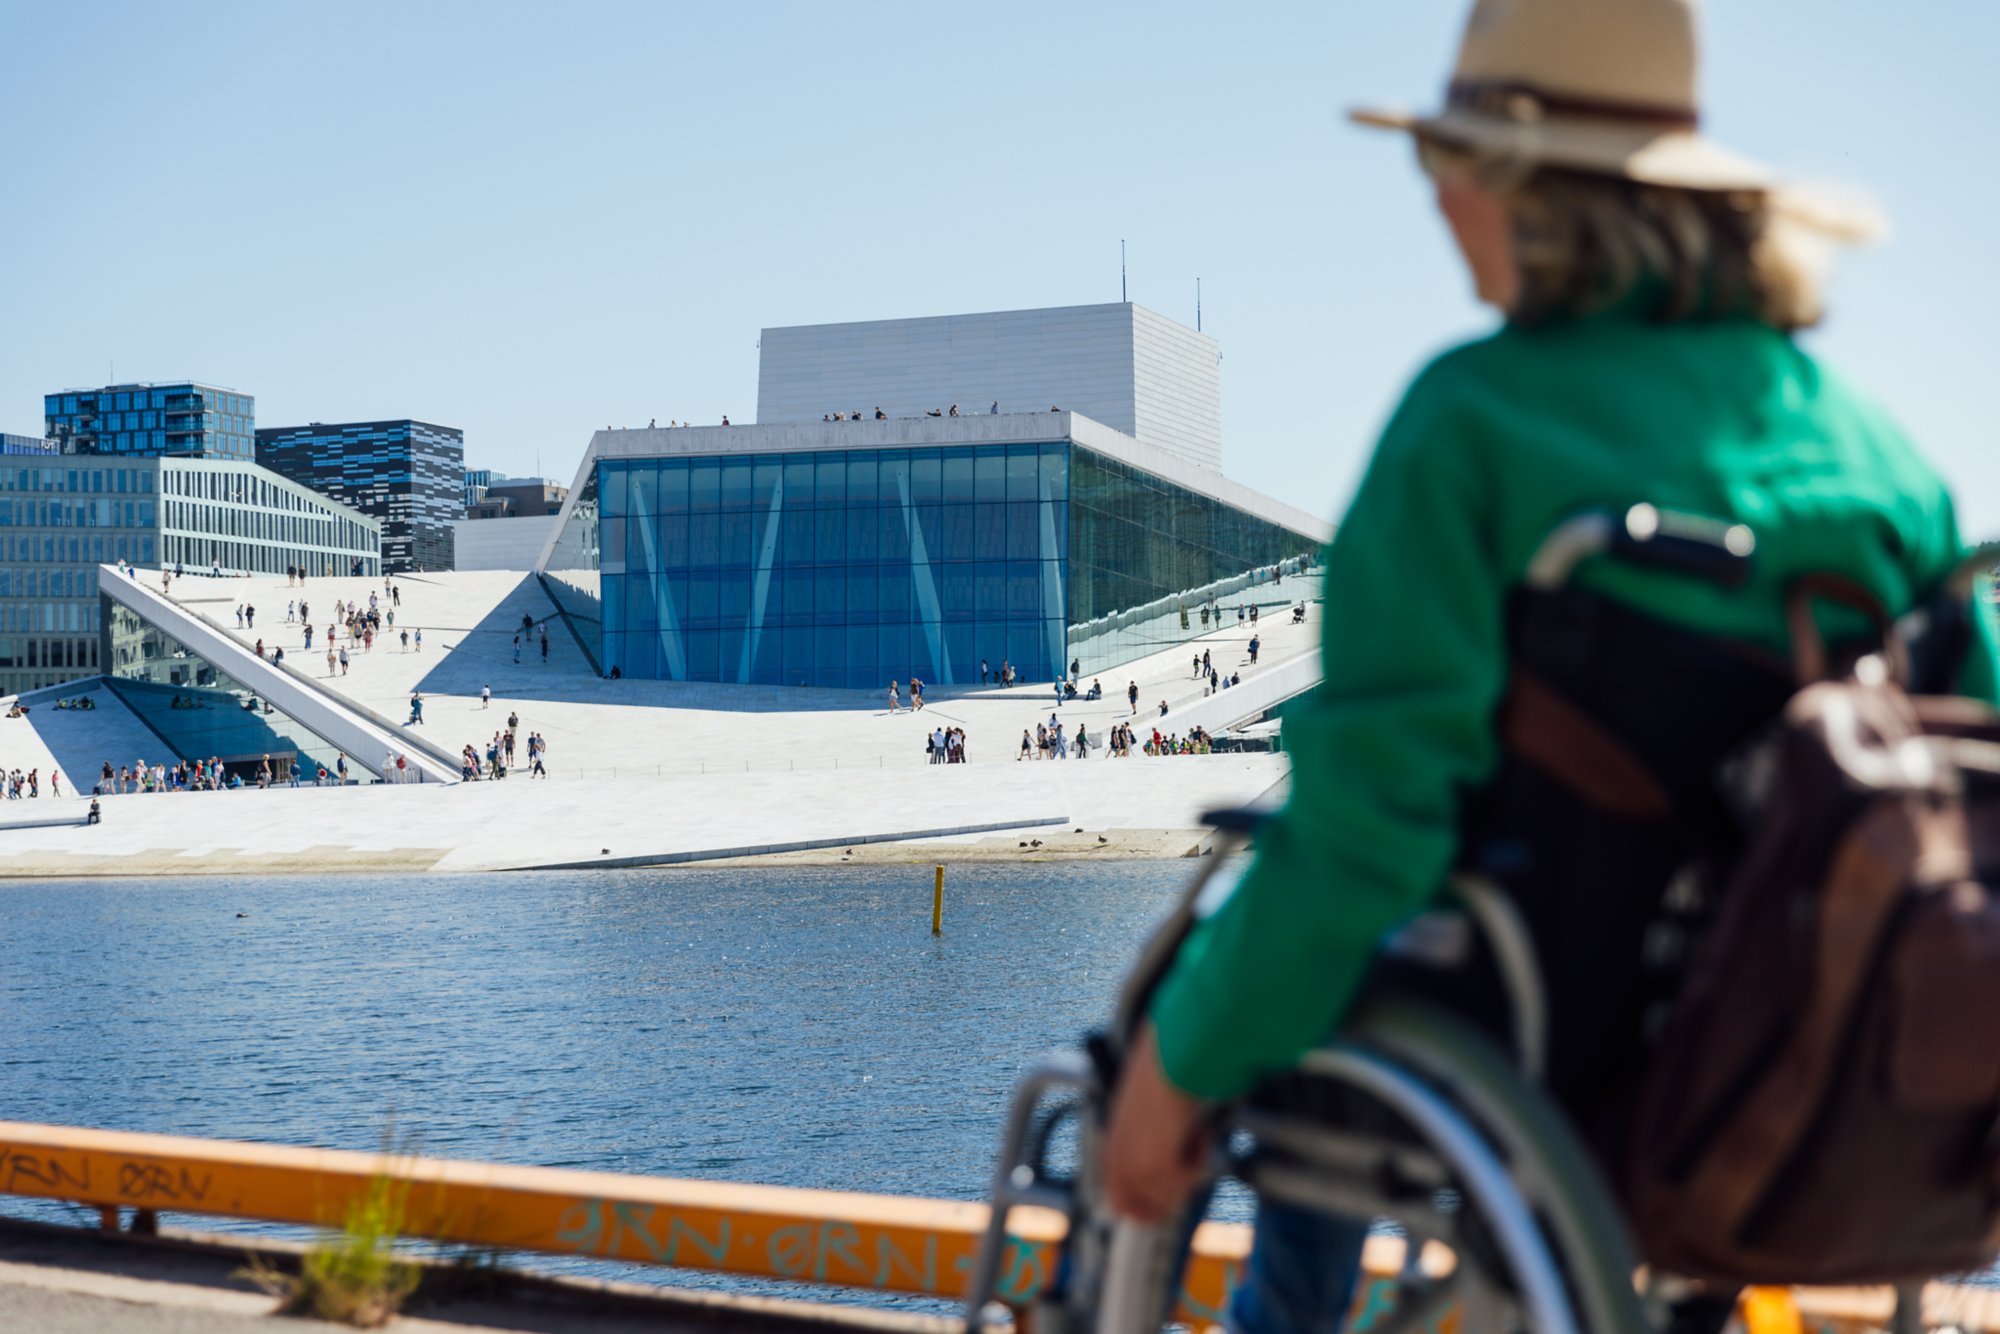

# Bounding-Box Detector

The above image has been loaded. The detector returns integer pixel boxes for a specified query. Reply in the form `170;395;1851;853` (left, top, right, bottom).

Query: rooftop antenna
1121;240;1127;304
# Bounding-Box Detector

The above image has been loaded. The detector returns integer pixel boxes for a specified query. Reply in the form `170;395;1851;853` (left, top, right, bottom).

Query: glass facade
1;433;57;456
44;383;256;460
540;439;1319;689
256;420;465;572
103;602;376;783
0;458;380;696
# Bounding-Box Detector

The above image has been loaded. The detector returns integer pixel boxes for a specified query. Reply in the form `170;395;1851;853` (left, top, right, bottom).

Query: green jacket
1150;313;2000;1100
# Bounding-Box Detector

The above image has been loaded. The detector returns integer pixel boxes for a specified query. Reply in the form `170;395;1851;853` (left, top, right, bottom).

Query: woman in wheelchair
1081;2;2000;1331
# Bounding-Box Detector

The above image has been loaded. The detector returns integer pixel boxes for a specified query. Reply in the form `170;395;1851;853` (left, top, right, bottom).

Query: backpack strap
1499;671;1672;820
1785;573;1907;687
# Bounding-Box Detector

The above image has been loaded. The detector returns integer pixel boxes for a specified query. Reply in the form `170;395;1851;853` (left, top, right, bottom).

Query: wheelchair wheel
1298;995;1648;1333
1085;995;1649;1334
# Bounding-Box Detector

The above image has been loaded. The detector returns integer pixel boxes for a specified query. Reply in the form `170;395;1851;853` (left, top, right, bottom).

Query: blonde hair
1423;139;1847;331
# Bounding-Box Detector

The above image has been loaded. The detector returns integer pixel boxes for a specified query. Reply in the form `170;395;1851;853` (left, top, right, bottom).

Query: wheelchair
967;507;1976;1334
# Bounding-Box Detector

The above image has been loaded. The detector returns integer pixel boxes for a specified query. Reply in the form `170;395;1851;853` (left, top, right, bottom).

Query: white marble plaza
0;565;1319;874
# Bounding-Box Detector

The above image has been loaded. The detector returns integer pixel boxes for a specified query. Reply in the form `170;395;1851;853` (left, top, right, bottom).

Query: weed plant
245;1173;420;1327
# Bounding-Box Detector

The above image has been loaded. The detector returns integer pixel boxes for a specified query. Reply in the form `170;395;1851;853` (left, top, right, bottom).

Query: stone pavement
0;568;1315;874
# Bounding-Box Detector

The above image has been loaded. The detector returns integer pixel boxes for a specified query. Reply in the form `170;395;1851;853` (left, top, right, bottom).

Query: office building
465;477;567;520
2;433;57;456
255;419;464;573
464;467;503;510
44;382;256;459
756;304;1223;472
0;456;380;696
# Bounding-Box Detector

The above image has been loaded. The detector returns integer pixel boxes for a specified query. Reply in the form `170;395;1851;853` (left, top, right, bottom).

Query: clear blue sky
2;2;1993;534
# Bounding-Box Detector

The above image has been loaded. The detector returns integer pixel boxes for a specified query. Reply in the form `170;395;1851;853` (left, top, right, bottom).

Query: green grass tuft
245;1173;421;1327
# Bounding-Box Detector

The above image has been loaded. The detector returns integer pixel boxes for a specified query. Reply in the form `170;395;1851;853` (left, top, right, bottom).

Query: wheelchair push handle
1527;504;1755;591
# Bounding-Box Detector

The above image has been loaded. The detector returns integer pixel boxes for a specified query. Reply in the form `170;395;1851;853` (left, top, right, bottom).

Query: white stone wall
452;515;559;571
755;303;1222;471
1131;305;1222;472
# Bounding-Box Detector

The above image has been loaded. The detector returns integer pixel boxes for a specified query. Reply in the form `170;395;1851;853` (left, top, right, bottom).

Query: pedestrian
338;646;350;675
513;634;522;665
1019;729;1032;761
50;769;60;798
1070;657;1080;679
1053;679;1062;709
336;752;348;785
1128;681;1139;715
235;605;244;627
540;628;549;663
407;692;424;725
246;605;255;628
326;644;337;676
887;680;902;713
1249;633;1261;665
401;629;409;651
981;658;990;685
87;798;101;825
481;683;492;709
911;677;925;711
414;628;423;652
305;624;314;650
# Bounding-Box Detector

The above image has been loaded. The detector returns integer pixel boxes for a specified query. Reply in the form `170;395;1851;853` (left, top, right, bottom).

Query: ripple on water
0;862;1198;1293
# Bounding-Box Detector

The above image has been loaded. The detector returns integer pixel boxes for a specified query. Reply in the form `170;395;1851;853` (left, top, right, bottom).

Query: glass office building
539;414;1324;690
102;601;373;784
257;419;465;573
2;433;58;456
45;382;256;460
0;457;380;696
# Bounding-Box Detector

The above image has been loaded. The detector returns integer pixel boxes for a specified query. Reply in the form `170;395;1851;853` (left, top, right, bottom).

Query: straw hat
1352;0;1777;191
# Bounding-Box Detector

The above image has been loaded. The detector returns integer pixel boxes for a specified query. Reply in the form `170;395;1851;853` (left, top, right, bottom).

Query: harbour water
0;861;1198;1292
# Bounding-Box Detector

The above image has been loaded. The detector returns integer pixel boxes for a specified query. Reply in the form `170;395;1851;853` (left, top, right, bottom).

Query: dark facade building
539;414;1325;689
45;382;256;459
466;477;567;520
256;419;464;572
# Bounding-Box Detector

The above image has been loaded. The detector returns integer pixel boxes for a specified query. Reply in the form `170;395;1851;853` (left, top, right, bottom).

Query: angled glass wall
101;601;376;783
541;439;1320;690
1064;448;1321;675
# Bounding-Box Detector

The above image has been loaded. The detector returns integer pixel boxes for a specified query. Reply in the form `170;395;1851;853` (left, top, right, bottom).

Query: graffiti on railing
553;1196;1051;1301
0;1144;213;1208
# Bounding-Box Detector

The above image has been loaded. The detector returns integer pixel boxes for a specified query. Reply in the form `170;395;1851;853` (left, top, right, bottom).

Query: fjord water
0;862;1192;1288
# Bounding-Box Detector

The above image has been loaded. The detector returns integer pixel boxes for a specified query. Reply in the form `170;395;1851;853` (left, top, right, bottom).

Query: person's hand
1103;1022;1210;1224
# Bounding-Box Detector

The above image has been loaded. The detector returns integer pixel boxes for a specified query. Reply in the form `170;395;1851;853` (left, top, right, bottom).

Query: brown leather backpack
1625;576;2000;1284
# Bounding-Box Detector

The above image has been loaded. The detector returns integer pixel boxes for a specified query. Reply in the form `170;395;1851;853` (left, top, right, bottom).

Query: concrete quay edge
499;815;1075;871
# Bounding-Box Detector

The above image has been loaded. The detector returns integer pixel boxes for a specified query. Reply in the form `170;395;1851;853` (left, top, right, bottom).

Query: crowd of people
924;726;967;763
459;707;548;780
4;767;50;798
822;402;1007;423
